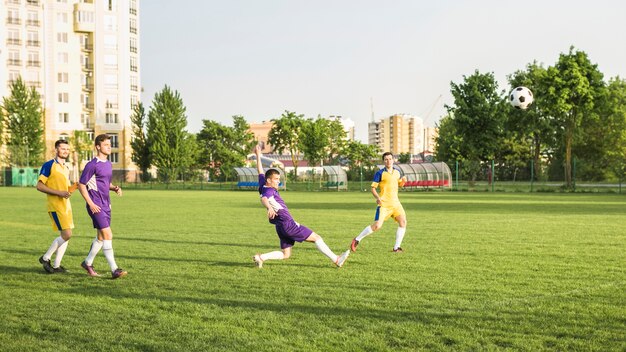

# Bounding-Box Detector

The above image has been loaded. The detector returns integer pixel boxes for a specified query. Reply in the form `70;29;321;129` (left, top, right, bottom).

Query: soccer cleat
335;250;350;268
112;268;127;279
53;266;68;273
392;247;404;253
81;260;101;277
253;254;263;269
39;256;54;273
350;238;360;252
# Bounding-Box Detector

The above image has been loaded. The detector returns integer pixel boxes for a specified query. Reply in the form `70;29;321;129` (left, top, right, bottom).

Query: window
58;92;69;103
130;37;137;53
8;51;21;65
109;133;119;148
27;11;39;25
130;56;137;72
104;35;117;49
56;12;68;23
130;0;137;15
130;95;138;108
108;152;119;163
105;95;118;108
104;15;117;31
58;72;68;83
7;9;20;24
9;71;20;82
129;18;137;34
104;54;117;67
58;52;68;64
57;32;68;43
58;113;69;123
27;52;40;66
27;31;39;46
104;74;118;89
59;134;69;141
105;113;119;124
7;29;20;45
130;76;138;91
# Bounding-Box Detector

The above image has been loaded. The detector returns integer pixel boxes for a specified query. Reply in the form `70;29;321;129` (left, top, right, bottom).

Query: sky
140;0;626;142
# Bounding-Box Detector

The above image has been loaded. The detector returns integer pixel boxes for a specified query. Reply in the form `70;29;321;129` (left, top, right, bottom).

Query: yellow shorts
48;210;74;231
374;203;406;222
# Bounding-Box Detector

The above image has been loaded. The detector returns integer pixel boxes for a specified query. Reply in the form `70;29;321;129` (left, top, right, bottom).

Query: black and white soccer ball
509;86;534;110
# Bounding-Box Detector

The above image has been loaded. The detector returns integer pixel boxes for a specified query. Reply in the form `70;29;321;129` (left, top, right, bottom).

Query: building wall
369;114;424;155
1;0;140;181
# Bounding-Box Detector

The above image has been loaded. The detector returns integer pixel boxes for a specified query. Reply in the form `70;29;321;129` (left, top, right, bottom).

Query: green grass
1;188;624;351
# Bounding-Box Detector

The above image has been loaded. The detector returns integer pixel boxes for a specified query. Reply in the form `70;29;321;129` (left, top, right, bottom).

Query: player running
37;139;78;273
351;152;408;253
77;134;127;279
253;145;350;268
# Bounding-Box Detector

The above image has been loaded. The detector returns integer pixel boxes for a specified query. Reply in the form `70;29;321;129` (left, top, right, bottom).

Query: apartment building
368;113;424;155
1;0;140;181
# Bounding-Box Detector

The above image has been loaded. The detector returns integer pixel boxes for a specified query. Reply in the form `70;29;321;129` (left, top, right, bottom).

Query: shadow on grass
113;236;270;249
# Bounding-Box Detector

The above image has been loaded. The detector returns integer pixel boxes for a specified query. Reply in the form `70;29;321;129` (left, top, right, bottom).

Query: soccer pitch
1;188;624;351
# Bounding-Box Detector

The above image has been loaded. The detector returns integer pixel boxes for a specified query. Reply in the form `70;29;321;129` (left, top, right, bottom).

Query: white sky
140;0;626;142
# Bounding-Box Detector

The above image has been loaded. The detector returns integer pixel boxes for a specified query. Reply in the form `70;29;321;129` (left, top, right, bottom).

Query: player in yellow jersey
37;139;78;273
351;152;407;252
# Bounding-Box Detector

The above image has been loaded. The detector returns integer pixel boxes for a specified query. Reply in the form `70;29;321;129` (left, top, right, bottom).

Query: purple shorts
275;219;313;249
87;206;111;229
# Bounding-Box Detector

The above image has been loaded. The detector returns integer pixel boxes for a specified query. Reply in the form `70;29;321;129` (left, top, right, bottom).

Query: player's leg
305;232;350;267
52;228;72;272
100;227;127;279
352;207;386;252
40;212;63;273
253;237;290;268
392;206;407;252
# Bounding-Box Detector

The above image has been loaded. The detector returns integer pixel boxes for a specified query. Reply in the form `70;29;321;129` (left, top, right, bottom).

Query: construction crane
421;94;442;161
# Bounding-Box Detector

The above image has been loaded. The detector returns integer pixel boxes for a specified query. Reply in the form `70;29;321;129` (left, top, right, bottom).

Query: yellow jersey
38;159;72;214
371;167;405;206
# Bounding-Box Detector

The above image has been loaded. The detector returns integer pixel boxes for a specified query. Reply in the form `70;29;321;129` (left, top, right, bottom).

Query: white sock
394;227;406;250
43;236;63;261
85;238;103;265
356;225;374;242
102;240;118;272
260;251;285;261
53;239;69;268
315;239;338;262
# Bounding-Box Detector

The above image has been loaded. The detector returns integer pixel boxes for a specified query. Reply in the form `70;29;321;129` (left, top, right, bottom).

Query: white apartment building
1;0;140;181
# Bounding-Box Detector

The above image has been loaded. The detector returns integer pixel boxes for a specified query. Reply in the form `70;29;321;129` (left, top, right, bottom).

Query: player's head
265;169;281;189
54;139;70;159
94;134;111;155
382;152;394;168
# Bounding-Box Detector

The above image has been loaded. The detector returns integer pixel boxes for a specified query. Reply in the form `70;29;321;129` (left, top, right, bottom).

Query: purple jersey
258;174;294;225
79;157;113;209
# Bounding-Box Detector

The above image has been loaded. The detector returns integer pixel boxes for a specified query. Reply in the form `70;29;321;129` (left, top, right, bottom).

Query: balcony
7;17;21;25
130;85;138;91
26;19;40;26
7;38;21;45
130;8;137;15
130;65;138;72
82;63;94;71
82;43;93;52
82;83;94;92
105;102;119;109
73;2;95;33
7;59;22;66
27;0;39;5
130;46;137;53
83;103;94;111
130;26;137;34
27;40;40;47
27;81;42;88
27;60;41;67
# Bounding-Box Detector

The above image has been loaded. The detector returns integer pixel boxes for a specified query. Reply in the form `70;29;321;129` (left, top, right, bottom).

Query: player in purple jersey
77;134;127;279
252;145;350;268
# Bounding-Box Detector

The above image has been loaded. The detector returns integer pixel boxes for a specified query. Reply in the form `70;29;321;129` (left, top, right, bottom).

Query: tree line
436;47;626;188
131;86;380;182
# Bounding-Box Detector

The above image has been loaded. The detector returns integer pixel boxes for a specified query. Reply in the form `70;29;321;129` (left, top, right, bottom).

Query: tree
69;130;92;181
508;62;555;181
398;152;411;164
130;102;152;181
1;77;44;166
300;116;331;168
341;140;380;182
444;70;508;181
541;47;605;188
268;111;305;180
196;116;256;181
146;85;196;182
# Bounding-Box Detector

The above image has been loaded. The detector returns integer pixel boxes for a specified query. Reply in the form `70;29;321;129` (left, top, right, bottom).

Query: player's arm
371;186;382;206
77;183;101;214
260;196;277;219
399;176;407;187
109;183;122;196
36;181;70;199
255;145;263;175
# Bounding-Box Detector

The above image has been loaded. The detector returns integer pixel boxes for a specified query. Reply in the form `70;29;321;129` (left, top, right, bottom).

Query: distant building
368;114;424;155
1;0;141;181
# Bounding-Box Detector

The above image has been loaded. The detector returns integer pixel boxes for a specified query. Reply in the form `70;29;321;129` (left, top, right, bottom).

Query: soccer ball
509;86;534;110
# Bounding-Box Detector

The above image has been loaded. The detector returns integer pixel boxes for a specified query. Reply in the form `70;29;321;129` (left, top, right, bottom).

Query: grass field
1;187;624;351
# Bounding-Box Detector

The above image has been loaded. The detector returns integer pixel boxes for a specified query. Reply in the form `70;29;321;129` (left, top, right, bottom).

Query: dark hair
382;152;393;160
94;133;110;146
54;139;69;148
265;169;281;179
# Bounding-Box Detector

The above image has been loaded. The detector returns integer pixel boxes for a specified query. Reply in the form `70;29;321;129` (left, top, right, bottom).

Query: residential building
1;0;140;181
368;113;424;155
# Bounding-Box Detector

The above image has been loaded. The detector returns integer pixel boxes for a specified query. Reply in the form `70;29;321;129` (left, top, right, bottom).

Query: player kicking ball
253;145;350;269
